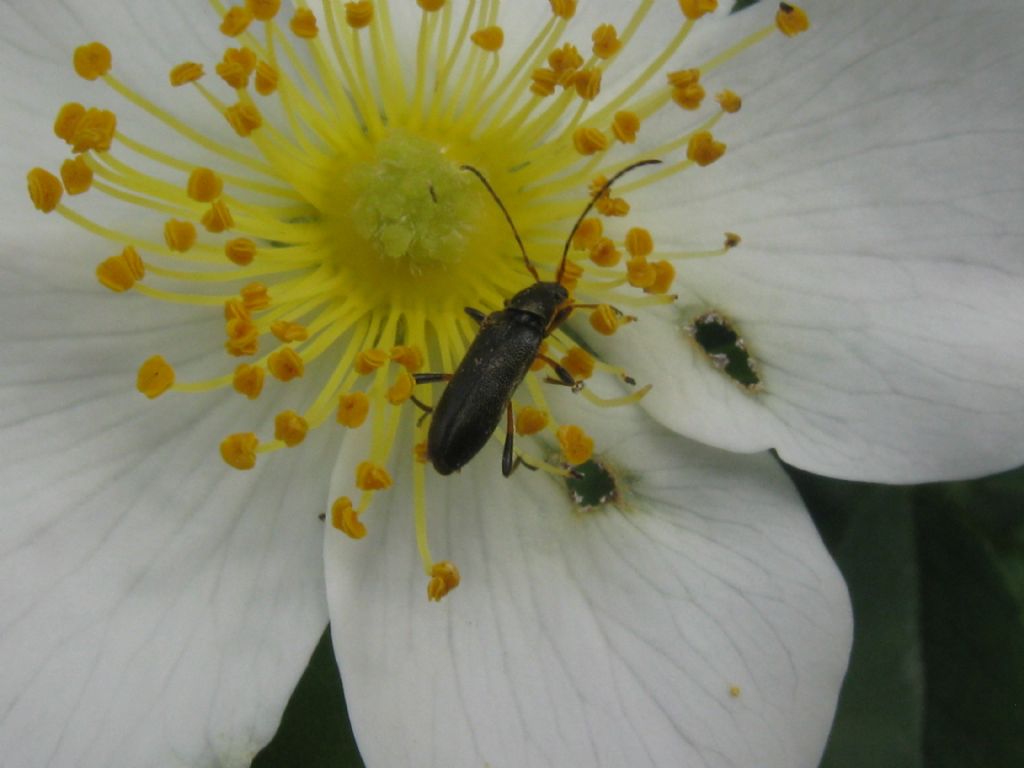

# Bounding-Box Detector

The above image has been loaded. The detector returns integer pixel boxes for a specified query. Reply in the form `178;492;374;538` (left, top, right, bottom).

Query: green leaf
252;628;364;768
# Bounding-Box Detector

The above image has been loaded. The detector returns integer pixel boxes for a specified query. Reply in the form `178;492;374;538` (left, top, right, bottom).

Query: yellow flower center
26;0;808;601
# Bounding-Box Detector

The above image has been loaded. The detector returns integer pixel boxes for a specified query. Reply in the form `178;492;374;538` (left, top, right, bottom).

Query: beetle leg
502;401;516;477
534;353;585;393
409;394;433;414
545;304;575;335
412;373;454;384
464;307;486;325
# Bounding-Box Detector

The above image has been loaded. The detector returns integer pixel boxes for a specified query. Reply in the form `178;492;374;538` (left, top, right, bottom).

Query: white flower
1;0;1019;766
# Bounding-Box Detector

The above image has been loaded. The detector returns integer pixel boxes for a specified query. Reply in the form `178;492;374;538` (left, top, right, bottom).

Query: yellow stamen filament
581;383;652;409
331;496;367;539
73;42;112;81
169;62;204;86
26;168;63;213
164;219;197;252
427;560;460;601
678;0;718;21
687;129;727;166
356;460;392;490
345;1;374;29
96;245;145;292
470;27;504;52
337;392;371;427
136;355;175;398
233;363;265;399
268;347;305;381
515;406;549;436
557;424;594;465
220;6;254;37
291;8;319;39
221;432;259;469
225;237;257;265
274;410;309;446
776;3;810;37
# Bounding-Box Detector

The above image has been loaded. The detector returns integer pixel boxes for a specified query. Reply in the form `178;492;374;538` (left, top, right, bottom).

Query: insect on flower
414;160;661;478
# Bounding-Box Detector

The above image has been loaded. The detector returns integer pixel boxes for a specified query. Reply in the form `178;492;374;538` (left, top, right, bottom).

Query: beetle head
505;281;569;321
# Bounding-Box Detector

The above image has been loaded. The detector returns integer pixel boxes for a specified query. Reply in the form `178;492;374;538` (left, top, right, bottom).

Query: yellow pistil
271;320;309;343
331;496;367;539
516;406;549;436
356;460;392;491
678;0;718;21
169;62;204;86
220;6;253;37
136;355;175;399
625;227;654;257
247;0;281;22
60;156;93;195
201;200;234;233
573;127;608;156
557;424;594;465
427;561;460;601
611;111;641;144
96;246;145;293
776;3;810;37
225;237;257;266
73;42;112;81
592;24;622;59
187;167;224;202
470;27;504;53
560;347;595;381
290;8;319;39
26;168;63;213
233;363;265;399
268;347;304;381
716;89;742;113
337;392;371;428
221;432;259;469
29;0;811;600
345;1;374;29
687;130;727;166
274;410;309;447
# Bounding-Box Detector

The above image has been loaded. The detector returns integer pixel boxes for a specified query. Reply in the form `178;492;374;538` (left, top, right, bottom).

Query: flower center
26;0;809;601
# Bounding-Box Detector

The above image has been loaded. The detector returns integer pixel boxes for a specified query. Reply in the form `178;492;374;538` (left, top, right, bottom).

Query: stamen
581;384;652;409
233;363;265;399
290;8;319;39
560;346;595;380
611;111;640;143
136;355;175;398
164;219;197;252
678;0;718;20
356;460;392;490
592;24;622;59
267;347;305;381
187;167;224;203
26;168;63;213
270;320;309;342
96;246;145;292
387;370;415;404
201;200;234;233
470;27;504;53
776;3;810;37
248;0;282;22
337;392;371;427
221;432;259;469
687;130;726;166
427;560;461;601
225;237;257;265
417;0;446;10
355;349;390;374
331;496;367;539
345;1;374;29
716;89;742;113
220;6;255;37
573;127;608;156
274;410;309;446
60;156;94;195
169;62;205;86
73;42;112;81
589;304;635;335
556;424;594;465
515;406;549;436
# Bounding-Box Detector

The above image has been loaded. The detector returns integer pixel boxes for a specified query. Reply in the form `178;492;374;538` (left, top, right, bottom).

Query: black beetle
414;159;661;477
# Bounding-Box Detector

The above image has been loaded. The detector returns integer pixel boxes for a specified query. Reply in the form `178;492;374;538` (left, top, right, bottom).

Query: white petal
0;251;330;765
325;396;850;768
593;0;1024;482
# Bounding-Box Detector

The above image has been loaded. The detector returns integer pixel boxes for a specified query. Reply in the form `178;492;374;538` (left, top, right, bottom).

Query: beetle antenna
460;165;540;283
558;159;662;284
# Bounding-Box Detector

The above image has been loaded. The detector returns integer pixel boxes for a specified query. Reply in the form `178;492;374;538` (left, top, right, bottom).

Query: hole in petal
688;311;762;391
564;458;619;510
